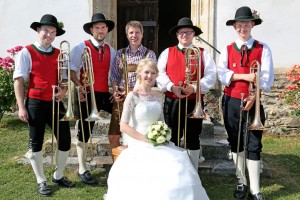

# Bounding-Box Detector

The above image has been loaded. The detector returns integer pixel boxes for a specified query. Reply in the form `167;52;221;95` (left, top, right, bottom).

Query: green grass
0;116;299;200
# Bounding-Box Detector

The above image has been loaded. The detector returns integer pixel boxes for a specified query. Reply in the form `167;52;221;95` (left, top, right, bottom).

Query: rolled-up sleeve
13;48;31;81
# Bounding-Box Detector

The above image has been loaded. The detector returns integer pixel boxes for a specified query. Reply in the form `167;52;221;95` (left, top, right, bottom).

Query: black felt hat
226;6;262;26
169;17;202;37
83;13;115;35
30;14;65;36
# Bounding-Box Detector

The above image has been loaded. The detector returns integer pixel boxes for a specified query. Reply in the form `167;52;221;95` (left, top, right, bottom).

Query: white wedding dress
105;91;209;200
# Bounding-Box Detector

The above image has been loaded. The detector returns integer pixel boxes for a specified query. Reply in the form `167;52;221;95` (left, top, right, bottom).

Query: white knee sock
77;141;87;174
232;152;247;185
26;150;47;184
53;150;69;180
188;149;200;171
247;159;261;194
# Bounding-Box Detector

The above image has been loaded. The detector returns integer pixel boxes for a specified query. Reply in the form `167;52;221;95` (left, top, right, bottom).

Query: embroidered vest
224;40;263;99
26;45;59;101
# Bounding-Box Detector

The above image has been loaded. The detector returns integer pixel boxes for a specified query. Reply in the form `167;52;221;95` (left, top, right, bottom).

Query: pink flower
7;46;23;56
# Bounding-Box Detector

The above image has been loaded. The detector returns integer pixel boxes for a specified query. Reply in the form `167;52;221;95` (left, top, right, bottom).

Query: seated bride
105;58;209;200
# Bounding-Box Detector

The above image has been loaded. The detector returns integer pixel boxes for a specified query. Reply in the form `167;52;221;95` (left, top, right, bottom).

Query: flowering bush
280;64;300;117
0;46;23;121
146;121;172;146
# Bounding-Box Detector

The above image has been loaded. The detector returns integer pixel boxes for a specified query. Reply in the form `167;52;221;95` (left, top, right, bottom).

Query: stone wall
262;69;300;135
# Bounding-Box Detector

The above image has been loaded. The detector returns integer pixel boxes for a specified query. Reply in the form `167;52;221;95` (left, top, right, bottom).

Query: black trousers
163;96;203;150
221;95;265;160
26;98;71;152
77;91;113;142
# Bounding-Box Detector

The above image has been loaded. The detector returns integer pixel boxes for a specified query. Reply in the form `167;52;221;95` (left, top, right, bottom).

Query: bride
105;58;209;200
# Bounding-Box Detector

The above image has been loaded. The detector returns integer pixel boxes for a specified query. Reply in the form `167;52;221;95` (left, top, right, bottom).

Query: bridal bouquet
146;121;172;146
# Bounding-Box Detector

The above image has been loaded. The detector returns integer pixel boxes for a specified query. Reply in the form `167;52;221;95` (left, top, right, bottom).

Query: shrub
0;46;23;121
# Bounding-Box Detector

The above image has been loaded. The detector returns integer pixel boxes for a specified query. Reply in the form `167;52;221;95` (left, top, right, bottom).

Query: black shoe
37;181;51;196
52;176;75;187
248;192;265;200
234;183;248;199
78;171;97;185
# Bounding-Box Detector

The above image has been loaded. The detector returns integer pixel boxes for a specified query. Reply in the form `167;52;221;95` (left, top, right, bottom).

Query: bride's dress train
105;91;209;200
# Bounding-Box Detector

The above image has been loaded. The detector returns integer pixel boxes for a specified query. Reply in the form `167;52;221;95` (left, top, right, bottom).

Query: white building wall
0;0;90;56
215;0;300;68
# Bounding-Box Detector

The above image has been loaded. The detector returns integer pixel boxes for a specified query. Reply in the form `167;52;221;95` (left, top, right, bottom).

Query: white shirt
156;43;217;94
13;41;56;80
217;37;274;92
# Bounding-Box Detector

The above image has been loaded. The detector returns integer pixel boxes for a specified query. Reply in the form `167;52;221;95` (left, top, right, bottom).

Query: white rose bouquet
146;121;172;146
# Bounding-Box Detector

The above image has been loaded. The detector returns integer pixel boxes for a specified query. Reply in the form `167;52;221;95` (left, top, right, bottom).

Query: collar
177;43;193;51
90;37;105;48
126;44;144;53
235;37;254;49
34;41;53;52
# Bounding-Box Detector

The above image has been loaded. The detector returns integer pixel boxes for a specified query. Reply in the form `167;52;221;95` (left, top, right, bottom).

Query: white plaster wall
0;0;90;57
215;0;300;68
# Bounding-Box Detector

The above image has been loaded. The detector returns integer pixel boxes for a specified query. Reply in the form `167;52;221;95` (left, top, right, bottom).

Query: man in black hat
218;6;274;200
13;14;74;196
70;13;116;185
156;17;216;171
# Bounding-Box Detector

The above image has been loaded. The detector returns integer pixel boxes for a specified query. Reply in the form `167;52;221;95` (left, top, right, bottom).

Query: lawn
0;116;299;200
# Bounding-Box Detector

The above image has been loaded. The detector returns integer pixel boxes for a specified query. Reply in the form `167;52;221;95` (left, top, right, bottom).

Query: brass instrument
248;60;267;130
51;40;77;168
120;53;129;95
185;47;206;119
82;47;103;122
77;46;103;162
177;47;206;149
58;40;77;121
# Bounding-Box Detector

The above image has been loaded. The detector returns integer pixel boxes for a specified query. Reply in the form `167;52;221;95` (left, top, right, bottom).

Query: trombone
177;47;206;148
51;40;77;168
77;46;103;162
248;60;267;131
235;60;267;177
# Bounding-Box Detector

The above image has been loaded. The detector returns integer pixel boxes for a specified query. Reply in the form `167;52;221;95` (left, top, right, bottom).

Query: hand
245;73;256;83
181;84;194;96
243;94;255;111
18;107;28;122
171;85;185;98
77;86;87;102
55;87;67;101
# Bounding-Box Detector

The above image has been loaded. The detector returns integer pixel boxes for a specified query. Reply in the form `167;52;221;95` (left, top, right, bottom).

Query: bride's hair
135;58;158;83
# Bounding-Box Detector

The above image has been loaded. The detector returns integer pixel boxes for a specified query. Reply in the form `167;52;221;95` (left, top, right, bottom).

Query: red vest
26;45;59;101
224;40;263;99
80;40;110;92
165;46;204;100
